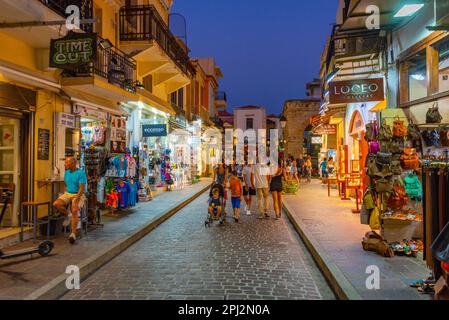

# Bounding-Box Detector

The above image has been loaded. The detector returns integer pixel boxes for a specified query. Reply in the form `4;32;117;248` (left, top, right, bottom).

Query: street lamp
280;115;287;129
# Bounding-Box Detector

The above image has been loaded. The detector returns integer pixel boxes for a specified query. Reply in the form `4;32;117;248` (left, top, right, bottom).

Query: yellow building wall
0;33;37;71
34;91;66;217
94;0;118;46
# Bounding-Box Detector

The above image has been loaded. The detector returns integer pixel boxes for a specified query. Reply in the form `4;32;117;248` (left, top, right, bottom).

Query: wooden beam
399;61;410;105
427;45;439;96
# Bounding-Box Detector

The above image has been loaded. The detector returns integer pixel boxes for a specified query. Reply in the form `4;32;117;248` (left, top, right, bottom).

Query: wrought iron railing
38;0;93;32
62;36;137;93
119;5;195;78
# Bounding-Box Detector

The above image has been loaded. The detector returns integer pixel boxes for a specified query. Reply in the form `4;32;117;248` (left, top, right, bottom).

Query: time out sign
329;78;384;104
50;31;97;70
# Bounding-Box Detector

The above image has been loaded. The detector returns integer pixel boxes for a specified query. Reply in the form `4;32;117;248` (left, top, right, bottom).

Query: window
246;118;254;130
435;38;449;94
177;89;184;108
403;50;427;102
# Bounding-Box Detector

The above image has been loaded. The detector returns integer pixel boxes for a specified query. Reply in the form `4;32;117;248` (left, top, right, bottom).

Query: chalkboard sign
38;128;50;160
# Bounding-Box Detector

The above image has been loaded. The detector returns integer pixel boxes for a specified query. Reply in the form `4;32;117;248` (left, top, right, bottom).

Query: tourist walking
269;160;289;220
242;162;256;215
320;157;328;184
289;156;300;185
304;156;312;183
254;162;271;219
229;171;243;223
213;162;228;208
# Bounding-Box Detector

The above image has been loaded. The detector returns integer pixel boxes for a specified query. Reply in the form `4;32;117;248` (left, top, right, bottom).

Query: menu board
38;128;50;160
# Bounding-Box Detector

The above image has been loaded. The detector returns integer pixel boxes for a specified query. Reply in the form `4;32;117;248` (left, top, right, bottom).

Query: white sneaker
246;209;251;216
63;213;72;227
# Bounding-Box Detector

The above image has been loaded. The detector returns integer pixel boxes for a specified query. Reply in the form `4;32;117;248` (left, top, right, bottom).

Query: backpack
404;174;422;200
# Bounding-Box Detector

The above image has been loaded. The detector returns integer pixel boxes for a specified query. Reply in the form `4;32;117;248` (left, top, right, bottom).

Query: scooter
0;187;54;260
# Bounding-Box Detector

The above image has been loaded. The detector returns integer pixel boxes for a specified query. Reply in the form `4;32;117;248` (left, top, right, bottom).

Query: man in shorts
242;163;256;216
53;156;87;244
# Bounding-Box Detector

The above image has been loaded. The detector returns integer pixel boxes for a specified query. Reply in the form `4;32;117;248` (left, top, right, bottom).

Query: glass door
0;117;20;227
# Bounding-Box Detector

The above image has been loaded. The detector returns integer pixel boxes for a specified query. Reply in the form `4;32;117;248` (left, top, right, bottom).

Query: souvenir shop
73;105;138;219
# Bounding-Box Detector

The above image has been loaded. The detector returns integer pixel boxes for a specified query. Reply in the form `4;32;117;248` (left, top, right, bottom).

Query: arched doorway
348;110;368;190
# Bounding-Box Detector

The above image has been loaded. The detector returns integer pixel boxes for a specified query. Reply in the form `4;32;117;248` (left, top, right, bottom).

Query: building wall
283;100;320;158
234;108;266;133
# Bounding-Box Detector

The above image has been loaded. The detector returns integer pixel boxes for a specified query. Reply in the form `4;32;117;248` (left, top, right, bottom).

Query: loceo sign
329;78;384;104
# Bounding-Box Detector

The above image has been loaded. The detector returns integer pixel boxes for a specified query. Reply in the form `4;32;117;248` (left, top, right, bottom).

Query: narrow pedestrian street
61;192;334;300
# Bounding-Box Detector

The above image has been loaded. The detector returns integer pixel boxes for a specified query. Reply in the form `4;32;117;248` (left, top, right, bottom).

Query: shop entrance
0;117;20;227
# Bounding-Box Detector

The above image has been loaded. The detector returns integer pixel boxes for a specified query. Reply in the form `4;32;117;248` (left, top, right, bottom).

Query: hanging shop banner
73;104;108;122
142;124;168;137
56;112;76;128
311;136;323;145
329;78;384;104
49;31;97;70
38;128;50;160
314;124;337;135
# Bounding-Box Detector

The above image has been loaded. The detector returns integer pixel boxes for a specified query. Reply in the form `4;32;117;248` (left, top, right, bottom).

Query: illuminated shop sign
329;78;384;104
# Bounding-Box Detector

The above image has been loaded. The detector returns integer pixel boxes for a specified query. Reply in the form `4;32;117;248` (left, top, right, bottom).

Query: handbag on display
404;173;423;200
408;122;422;145
369;206;382;231
393;117;408;138
363;190;376;210
400;148;420;170
369;141;380;155
440;129;449;147
431;222;449;264
384;139;403;155
391;160;403;175
378;120;393;141
375;177;394;193
360;204;371;225
387;182;409;211
426;102;443;124
365;121;379;142
367;156;381;177
376;152;392;166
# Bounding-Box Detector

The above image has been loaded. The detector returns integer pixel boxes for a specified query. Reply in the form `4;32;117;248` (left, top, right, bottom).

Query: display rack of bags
362;117;424;256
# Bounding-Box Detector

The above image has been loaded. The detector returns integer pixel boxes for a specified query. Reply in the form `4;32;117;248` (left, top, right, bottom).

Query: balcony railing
62;36;137;93
38;0;93;32
119;5;195;78
215;91;227;102
334;33;384;58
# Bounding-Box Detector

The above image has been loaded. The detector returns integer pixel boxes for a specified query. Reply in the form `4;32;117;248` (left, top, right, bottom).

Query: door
0;117;20;227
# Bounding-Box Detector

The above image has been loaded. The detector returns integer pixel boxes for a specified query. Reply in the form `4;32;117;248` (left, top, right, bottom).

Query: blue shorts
231;197;241;209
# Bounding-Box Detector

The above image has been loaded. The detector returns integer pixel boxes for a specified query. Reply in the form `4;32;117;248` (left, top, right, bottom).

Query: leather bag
376;152;392;166
365;121;379;142
426;102;443;124
393;117;408;137
440;129;449;147
378;120;393;141
400;148;420;170
369;141;380;155
363;190;376;210
391;160;403;175
375;177;394;193
387;182;409;210
408;122;421;141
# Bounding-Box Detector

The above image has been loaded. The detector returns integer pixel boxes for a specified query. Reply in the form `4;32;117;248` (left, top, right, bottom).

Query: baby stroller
205;183;227;228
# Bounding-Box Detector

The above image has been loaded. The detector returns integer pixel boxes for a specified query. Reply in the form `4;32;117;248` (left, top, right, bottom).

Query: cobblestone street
62;193;335;300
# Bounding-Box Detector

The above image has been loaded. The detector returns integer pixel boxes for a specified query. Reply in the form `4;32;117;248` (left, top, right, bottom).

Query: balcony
215;91;227;109
119;5;195;79
0;0;92;48
61;36;137;98
39;0;93;32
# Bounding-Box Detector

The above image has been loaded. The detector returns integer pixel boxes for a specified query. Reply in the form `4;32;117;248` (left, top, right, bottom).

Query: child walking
230;170;243;223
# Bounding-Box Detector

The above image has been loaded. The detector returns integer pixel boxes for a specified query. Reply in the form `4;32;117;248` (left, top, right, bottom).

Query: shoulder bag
393;117;408;138
426;102;443;124
378;120;393;141
400;148;420;170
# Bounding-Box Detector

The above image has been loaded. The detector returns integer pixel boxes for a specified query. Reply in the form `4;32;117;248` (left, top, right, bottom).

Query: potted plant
283;181;299;195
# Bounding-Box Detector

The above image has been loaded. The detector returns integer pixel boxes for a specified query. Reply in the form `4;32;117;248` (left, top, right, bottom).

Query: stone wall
282;99;320;158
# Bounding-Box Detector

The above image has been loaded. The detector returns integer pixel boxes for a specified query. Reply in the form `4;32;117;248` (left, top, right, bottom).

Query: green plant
283;181;299;194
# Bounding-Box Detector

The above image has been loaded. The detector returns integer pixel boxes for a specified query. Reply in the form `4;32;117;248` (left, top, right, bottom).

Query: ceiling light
394;4;424;18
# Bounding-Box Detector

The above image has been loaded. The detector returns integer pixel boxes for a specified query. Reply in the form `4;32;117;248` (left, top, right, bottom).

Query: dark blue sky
171;0;338;115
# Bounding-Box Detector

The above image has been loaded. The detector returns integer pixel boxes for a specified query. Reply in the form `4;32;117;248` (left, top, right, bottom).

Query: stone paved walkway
283;180;432;300
62;193;335;300
0;179;212;300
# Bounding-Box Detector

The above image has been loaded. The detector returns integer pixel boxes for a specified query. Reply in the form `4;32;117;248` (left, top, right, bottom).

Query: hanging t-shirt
116;182;130;208
127;157;137;178
92;126;106;145
127;180;138;207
